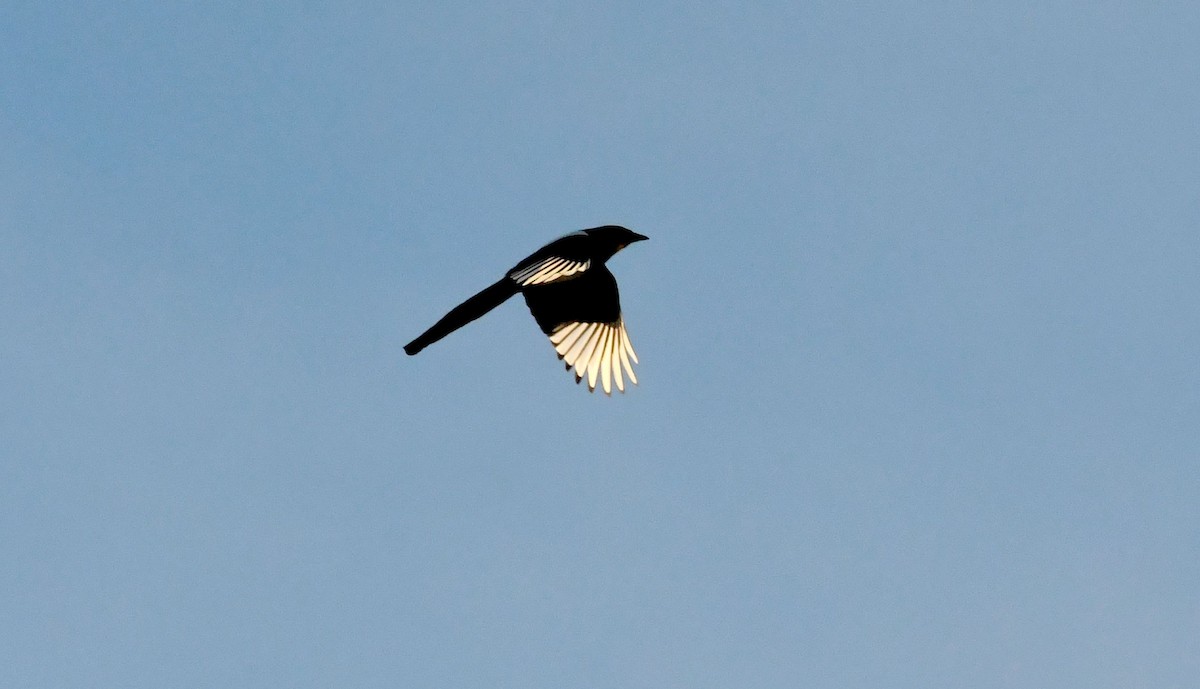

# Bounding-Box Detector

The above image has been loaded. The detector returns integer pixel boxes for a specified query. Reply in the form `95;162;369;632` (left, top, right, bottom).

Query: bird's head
584;225;648;260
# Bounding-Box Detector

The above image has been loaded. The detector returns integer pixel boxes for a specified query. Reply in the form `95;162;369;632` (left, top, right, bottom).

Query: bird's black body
522;267;620;334
404;225;647;393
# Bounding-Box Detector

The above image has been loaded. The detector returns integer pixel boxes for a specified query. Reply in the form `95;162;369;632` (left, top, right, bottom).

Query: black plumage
404;225;647;393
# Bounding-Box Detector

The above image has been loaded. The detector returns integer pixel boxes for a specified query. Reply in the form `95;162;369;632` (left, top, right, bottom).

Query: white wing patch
509;256;590;286
549;319;639;395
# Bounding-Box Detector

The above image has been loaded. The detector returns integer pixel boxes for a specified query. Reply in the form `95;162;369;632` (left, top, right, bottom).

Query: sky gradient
3;2;1198;687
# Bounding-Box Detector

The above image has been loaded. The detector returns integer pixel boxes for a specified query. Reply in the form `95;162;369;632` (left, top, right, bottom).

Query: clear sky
2;2;1197;687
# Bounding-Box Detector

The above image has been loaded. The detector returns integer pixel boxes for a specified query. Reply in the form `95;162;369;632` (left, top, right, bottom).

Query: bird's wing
508;255;591;286
549;318;639;395
506;231;593;287
520;260;637;395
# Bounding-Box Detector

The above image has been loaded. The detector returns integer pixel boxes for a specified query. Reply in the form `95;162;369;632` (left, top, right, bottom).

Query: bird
404;225;648;394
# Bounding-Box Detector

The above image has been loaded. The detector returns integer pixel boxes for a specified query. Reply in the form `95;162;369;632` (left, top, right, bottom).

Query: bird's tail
404;278;518;355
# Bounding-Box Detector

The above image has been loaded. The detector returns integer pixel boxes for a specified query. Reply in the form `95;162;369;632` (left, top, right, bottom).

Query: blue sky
2;2;1197;687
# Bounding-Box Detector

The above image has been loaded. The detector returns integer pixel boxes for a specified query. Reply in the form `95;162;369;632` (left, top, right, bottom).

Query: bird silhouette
405;225;647;394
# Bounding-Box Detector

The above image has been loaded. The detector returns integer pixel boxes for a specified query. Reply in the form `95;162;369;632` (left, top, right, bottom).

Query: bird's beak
629;232;649;243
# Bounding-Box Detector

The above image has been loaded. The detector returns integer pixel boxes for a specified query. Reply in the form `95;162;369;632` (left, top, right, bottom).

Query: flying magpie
404;225;647;394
